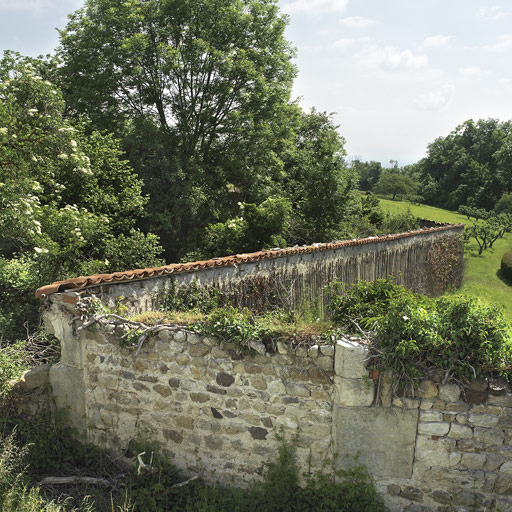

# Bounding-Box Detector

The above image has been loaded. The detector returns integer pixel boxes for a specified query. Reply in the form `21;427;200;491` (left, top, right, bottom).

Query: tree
57;0;297;261
373;171;418;200
417;118;512;210
282;108;357;245
0;52;163;338
351;160;382;191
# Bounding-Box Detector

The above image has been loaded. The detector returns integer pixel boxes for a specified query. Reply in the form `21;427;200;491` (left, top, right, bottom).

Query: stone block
461;452;486;470
334;376;374;407
319;345;334;356
420;410;443;422
469;413;499;427
416;380;438;399
49;364;86;433
489;394;512;407
335;339;368;378
438;384;460;403
333;406;418;478
285;383;310;398
418;422;450;436
20;364;51;390
189;344;211;357
473;427;505;446
308;345;318;358
448;423;473;439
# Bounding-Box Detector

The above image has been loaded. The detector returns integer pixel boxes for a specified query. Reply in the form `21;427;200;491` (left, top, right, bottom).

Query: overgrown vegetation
0;409;387;512
329;278;512;388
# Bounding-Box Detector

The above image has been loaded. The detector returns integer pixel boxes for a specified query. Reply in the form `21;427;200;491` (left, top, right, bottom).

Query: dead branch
39;476;111;487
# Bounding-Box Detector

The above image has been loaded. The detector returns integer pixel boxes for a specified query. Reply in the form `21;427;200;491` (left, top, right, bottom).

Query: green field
379;198;512;323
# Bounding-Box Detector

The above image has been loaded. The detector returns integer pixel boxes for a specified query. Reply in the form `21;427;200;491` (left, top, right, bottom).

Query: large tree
57;0;297;260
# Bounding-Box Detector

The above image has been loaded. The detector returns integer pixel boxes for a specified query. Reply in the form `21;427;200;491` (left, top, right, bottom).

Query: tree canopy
416;118;512;211
57;0;359;260
0;52;162;338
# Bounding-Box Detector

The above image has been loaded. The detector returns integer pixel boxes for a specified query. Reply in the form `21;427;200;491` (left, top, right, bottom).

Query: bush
329;279;512;385
502;252;512;282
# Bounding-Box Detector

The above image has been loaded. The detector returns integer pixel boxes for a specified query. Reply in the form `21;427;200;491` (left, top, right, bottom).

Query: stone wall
62;225;464;317
43;295;512;511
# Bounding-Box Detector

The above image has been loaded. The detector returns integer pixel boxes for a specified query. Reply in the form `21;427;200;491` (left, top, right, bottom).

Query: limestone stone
335;339;368;378
20;364;50;390
415;436;460;468
189;344;211;357
456;413;468;425
319;344;334;356
267;380;286;395
418;422;450;436
448;423;473;439
438;384;461;403
251;376;267;390
420;410;443;422
420;399;434;411
173;330;187;343
308;345;318;358
489;394;512;407
176;354;190;366
486;453;504;471
285;383;310;398
392;397;419;409
501;461;512;474
469;413;499;427
187;333;202;345
461;452;487;469
474;427;505;447
295;346;307;357
315;356;333;371
333;406;418;478
416;380;438;399
153;384;172;397
334;376;374;407
277;342;288;355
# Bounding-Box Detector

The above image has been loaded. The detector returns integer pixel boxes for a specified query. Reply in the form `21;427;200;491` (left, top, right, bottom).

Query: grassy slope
379;198;512;323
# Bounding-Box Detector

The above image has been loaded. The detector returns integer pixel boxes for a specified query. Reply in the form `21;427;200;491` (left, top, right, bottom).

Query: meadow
379;198;512;323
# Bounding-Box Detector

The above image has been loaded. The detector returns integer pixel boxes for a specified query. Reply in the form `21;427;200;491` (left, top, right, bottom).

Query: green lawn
379;198;512;323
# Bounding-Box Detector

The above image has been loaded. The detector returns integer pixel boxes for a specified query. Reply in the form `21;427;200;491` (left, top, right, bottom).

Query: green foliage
0;340;29;398
417;118;512;211
352;160;383;191
378;209;420;234
203;196;291;257
160;279;224;315
196;306;263;352
495;193;512;215
458;205;490;221
373;171;419;201
501;252;512;282
329;279;512;384
0;52;163;338
464;214;512;255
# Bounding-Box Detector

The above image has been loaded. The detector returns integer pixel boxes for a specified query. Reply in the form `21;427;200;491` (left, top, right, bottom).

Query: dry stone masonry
41;292;512;512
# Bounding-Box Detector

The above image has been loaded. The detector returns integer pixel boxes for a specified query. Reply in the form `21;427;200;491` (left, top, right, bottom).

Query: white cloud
281;0;348;14
486;34;512;52
459;66;488;78
340;16;374;29
331;36;371;50
478;6;509;20
357;45;428;71
421;35;453;49
0;0;51;11
416;84;456;111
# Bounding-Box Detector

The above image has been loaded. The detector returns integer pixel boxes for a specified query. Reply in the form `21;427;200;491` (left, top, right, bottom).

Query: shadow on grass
496;268;512;287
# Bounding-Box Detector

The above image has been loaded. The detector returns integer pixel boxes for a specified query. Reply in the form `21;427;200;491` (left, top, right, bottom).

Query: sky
1;0;511;166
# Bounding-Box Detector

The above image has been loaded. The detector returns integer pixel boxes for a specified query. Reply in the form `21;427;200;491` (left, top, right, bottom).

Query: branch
39;476;111;487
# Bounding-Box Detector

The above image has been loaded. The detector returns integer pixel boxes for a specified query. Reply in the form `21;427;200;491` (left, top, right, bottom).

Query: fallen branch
170;475;199;488
39;476;111;487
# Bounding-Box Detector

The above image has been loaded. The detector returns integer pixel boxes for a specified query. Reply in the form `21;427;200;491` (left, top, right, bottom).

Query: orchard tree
57;0;298;260
373;171;418;200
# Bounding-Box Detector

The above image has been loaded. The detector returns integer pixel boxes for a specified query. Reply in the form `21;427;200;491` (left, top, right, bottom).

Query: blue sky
1;0;511;166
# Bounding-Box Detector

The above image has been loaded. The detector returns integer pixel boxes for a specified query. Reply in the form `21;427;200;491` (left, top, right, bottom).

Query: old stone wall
78;226;464;317
43;295;512;511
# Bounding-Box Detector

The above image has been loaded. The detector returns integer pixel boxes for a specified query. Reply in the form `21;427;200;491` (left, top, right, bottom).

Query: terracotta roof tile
35;223;464;299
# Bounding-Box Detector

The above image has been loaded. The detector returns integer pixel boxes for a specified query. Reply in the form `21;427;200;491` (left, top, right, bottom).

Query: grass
379;198;512;323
